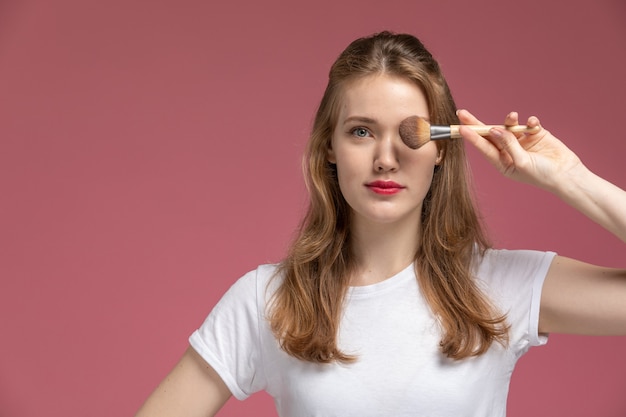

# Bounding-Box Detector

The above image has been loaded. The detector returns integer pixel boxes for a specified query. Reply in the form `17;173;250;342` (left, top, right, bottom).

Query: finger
518;116;548;147
504;111;519;127
459;125;502;159
460;125;516;174
456;109;484;125
526;115;541;131
505;111;527;140
488;127;528;164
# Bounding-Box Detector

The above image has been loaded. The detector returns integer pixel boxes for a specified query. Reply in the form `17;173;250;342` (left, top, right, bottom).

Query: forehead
336;74;429;121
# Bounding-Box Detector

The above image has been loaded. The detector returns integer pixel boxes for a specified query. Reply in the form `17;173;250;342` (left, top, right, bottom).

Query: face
328;74;440;230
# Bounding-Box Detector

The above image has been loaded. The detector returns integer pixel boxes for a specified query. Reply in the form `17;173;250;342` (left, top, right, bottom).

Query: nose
374;135;400;172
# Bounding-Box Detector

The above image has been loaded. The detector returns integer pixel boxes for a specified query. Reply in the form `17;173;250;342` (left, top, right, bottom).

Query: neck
349;216;420;286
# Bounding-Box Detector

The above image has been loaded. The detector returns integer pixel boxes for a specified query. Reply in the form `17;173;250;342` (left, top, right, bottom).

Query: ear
434;147;444;165
327;144;337;164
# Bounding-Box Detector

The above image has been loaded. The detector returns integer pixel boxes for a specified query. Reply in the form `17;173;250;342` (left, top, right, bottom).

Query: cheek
334;157;359;191
332;154;365;206
404;144;439;171
405;149;439;189
333;145;362;178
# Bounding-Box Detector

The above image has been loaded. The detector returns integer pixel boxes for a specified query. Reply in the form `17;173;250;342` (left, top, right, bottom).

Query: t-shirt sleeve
477;249;557;357
188;268;267;400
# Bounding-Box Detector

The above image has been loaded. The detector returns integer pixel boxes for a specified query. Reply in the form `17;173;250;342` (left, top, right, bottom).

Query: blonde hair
269;31;509;363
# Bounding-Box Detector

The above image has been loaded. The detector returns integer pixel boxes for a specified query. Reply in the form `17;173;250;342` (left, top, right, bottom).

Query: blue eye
352;127;370;138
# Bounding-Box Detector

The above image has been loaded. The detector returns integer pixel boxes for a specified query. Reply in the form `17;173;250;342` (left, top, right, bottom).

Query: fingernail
490;128;502;138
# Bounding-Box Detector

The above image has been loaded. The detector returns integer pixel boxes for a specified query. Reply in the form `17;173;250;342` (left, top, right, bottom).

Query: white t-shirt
189;248;556;416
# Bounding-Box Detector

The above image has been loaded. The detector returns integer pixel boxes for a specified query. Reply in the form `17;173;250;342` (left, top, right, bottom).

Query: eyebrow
342;116;378;125
341;115;431;126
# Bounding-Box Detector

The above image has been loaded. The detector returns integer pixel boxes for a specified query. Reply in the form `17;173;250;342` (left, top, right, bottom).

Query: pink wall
1;0;624;415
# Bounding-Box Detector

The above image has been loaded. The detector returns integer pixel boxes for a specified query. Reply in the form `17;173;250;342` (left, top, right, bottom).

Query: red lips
365;180;405;195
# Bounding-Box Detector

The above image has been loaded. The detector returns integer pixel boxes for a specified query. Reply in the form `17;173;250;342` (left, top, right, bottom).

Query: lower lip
367;186;403;195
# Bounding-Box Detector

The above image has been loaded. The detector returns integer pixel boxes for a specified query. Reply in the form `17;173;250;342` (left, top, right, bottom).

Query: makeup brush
398;115;541;150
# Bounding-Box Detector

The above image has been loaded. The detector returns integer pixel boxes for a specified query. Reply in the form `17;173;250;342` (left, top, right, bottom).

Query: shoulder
224;263;281;296
472;248;557;301
233;263;280;286
192;264;281;343
475;248;556;279
472;249;558;350
211;263;281;313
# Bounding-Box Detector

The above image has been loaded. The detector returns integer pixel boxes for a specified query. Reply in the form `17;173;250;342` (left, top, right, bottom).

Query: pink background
1;0;624;415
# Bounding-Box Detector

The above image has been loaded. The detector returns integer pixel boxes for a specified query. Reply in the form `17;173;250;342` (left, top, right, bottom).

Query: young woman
135;31;626;416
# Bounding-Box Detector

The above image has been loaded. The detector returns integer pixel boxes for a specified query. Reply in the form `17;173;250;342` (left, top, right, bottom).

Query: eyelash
349;127;372;138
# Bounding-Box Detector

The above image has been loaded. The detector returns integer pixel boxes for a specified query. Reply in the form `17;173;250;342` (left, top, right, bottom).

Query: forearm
553;164;626;243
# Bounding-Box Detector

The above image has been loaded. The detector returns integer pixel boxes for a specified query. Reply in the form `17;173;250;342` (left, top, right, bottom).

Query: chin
356;210;421;228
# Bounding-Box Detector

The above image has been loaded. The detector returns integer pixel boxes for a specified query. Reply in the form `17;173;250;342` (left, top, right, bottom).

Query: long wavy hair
268;31;509;363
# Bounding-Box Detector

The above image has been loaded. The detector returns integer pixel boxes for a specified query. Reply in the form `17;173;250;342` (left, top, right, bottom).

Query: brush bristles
399;115;432;149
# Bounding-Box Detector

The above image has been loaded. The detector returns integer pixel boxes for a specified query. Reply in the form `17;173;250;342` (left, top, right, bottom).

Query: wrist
547;162;593;201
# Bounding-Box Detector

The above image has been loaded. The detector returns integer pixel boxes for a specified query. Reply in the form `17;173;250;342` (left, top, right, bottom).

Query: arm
458;109;626;335
135;346;232;417
539;255;626;335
